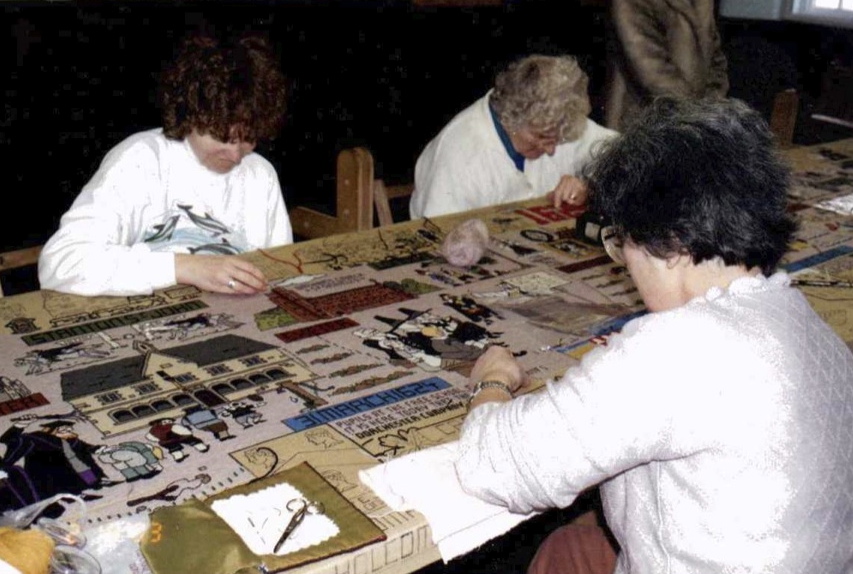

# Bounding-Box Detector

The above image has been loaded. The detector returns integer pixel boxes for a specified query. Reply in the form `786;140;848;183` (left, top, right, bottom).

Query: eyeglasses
600;226;624;264
512;127;561;152
529;129;559;146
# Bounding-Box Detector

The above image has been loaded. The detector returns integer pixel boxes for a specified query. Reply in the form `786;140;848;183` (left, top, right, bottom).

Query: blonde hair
490;54;591;143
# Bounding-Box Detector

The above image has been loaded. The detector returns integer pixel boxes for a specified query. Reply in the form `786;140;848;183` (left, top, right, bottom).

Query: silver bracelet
467;379;513;409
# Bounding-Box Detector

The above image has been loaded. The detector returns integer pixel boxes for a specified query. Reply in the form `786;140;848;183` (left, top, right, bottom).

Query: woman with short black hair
456;97;853;574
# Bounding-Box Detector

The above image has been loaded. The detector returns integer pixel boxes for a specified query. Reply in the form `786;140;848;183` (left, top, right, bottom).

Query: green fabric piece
140;462;385;574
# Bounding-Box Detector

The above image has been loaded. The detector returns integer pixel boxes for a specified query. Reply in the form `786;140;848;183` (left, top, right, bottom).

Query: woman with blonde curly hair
410;54;617;219
39;32;292;297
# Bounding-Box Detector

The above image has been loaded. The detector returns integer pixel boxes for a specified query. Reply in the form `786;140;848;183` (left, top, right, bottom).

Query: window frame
785;0;853;28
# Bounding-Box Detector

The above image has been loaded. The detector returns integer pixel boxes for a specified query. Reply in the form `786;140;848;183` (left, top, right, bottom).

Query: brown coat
604;0;729;131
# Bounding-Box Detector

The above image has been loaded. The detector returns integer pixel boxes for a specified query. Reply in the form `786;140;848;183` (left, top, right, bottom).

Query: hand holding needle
273;498;325;554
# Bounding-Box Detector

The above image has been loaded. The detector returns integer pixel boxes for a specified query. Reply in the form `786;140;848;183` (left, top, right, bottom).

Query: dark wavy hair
159;32;287;143
586;96;797;276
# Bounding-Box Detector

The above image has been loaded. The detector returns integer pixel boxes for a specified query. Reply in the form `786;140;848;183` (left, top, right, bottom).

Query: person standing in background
604;0;729;131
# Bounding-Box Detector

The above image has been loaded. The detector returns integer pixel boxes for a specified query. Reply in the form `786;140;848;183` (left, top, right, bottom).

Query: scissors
273;498;325;553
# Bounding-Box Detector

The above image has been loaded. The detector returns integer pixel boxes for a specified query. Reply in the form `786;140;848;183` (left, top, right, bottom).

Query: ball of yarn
441;218;489;267
0;526;55;574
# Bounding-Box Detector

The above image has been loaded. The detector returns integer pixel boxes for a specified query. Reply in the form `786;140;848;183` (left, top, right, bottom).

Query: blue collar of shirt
489;102;524;172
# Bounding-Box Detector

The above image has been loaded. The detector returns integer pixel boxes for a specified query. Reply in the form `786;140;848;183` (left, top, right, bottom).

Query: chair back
289;147;375;240
289;147;414;238
0;245;43;297
373;179;414;227
769;88;799;148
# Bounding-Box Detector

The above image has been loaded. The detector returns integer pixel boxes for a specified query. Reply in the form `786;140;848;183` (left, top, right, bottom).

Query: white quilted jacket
457;272;853;573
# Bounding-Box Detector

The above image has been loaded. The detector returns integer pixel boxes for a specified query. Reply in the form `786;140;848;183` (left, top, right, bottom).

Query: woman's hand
175;254;268;295
470;346;527;393
547;175;588;208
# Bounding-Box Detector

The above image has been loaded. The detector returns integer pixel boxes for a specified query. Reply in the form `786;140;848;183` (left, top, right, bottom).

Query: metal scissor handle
286;497;324;516
273;498;325;553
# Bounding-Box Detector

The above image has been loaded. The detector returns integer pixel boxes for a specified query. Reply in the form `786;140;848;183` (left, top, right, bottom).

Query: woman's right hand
469;346;527;393
175;253;268;295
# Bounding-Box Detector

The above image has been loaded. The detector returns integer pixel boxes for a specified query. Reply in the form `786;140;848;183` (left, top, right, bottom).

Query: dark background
4;0;607;253
3;0;853;251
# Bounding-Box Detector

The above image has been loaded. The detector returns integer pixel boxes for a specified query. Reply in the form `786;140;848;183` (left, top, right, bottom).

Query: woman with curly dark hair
39;32;291;297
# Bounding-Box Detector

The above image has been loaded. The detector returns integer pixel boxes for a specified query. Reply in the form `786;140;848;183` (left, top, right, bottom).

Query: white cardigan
39;129;292;296
456;272;853;573
410;92;617;219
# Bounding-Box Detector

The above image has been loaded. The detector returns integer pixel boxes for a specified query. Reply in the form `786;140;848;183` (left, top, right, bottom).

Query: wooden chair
373;179;414;228
769;88;799;149
289;146;414;237
0;245;43;297
288;147;376;240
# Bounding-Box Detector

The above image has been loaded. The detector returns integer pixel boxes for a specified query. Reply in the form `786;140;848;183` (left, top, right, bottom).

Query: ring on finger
227;279;237;290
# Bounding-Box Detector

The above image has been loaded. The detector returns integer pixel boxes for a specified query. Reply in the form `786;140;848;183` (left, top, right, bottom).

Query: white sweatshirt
39;129;292;296
410;92;617;219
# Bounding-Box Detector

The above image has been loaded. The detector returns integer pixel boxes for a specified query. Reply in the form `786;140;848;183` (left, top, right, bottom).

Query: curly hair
490;54;591;143
586;96;797;276
159;32;287;143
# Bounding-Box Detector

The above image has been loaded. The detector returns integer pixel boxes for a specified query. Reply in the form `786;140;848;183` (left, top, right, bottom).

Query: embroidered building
59;334;317;436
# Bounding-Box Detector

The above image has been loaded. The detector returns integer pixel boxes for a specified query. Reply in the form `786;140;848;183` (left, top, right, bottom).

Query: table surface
2;139;853;574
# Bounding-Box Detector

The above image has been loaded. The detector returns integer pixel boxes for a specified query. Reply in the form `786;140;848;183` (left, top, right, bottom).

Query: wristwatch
467;379;513;409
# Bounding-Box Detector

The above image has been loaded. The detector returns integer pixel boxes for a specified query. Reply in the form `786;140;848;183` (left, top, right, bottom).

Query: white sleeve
38;142;177;297
454;314;709;514
411;141;489;219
